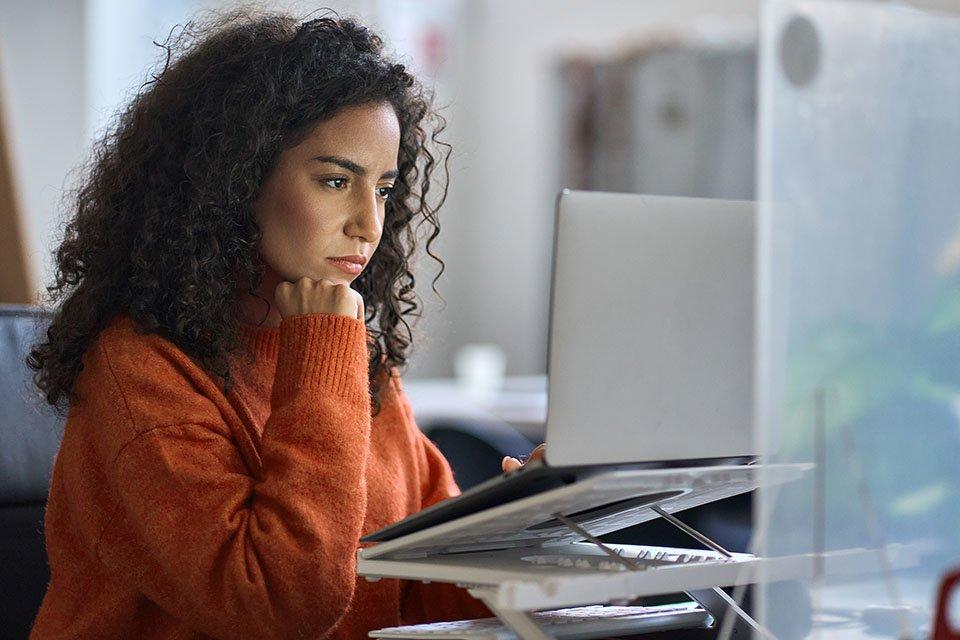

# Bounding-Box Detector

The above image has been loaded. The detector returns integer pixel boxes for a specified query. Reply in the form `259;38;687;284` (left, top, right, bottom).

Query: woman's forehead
295;103;400;163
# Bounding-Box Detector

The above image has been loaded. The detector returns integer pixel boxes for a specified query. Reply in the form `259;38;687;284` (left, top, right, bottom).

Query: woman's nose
346;188;383;242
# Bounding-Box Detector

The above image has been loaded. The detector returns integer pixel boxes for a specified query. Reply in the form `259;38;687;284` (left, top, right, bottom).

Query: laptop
361;191;758;547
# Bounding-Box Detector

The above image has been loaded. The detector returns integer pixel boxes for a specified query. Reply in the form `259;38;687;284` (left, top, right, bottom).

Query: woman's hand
275;277;364;321
502;443;546;473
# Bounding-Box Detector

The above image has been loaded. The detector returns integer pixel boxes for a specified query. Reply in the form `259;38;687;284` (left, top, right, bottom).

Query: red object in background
934;568;960;640
418;24;446;72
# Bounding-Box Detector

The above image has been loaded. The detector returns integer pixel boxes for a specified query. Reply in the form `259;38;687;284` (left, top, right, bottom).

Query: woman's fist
274;277;364;321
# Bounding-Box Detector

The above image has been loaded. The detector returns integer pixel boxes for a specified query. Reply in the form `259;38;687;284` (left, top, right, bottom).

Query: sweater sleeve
387;375;494;624
93;313;372;640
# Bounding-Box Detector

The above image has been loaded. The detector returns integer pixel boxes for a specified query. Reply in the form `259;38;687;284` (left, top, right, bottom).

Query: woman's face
244;101;401;323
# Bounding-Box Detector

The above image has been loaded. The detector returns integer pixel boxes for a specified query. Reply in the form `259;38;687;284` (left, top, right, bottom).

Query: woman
26;10;537;639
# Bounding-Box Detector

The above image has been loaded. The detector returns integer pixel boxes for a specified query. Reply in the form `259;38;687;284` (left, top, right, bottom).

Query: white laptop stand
358;464;919;639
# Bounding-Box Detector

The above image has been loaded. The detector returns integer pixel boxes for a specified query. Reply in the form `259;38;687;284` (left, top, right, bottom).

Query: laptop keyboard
520;546;740;571
370;602;710;639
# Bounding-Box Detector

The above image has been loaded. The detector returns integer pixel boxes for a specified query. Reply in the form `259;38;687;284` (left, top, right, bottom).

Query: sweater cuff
271;313;370;406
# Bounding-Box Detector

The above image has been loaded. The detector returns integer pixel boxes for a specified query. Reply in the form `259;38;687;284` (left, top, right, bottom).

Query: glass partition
757;0;960;637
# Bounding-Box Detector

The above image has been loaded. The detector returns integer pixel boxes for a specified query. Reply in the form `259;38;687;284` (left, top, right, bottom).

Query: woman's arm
91;313;371;640
398;427;497;624
386;373;494;624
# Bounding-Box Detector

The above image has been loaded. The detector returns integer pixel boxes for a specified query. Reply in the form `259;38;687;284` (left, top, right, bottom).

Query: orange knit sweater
30;312;491;639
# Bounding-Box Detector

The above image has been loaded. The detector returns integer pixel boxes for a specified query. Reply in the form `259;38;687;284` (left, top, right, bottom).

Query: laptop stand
358;464;918;640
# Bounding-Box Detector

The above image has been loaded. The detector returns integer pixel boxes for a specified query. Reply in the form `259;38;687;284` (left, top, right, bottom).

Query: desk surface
403;375;547;441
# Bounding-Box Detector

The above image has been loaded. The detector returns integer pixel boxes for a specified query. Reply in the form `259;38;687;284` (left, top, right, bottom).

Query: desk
402;375;547;442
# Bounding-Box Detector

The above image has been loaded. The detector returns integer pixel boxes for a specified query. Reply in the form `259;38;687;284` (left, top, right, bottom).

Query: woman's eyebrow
311;155;399;180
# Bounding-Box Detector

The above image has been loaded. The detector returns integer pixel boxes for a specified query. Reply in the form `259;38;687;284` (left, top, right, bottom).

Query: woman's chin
283;268;353;286
320;268;359;285
326;274;356;286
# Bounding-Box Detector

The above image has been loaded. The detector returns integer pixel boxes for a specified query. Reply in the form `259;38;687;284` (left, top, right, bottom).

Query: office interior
1;0;958;638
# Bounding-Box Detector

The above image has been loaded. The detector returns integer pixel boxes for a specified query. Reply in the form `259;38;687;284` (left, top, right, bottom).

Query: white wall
0;0;87;299
85;0;199;140
406;0;760;378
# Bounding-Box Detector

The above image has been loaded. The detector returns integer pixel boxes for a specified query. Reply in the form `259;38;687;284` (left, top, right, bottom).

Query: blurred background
0;0;759;382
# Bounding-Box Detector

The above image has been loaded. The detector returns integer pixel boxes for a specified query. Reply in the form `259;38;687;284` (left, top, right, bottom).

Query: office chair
0;304;61;640
421;418;536;492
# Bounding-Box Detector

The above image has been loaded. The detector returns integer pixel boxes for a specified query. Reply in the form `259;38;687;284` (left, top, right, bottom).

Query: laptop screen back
545;191;756;466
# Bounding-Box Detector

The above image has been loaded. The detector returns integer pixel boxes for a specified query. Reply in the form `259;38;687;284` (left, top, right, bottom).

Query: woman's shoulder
77;312;226;431
92;312;201;372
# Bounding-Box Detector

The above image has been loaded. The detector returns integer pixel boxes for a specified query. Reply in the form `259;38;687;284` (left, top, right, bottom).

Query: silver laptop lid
545;191;756;466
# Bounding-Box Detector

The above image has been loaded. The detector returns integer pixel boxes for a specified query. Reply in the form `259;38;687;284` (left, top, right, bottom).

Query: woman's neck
237;266;284;328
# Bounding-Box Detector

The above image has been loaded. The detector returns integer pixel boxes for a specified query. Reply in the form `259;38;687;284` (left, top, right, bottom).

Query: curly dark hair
26;8;450;416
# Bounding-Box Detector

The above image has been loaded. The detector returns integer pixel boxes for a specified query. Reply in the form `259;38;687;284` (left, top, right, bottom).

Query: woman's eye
324;177;348;189
377;185;395;199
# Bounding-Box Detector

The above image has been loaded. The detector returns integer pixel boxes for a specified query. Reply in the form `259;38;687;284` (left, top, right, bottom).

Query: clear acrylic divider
757;1;960;638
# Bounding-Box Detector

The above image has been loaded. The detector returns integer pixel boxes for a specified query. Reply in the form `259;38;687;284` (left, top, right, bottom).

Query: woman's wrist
272;313;370;405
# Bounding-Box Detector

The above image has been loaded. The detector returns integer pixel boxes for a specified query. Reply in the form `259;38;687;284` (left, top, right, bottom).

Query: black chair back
423;418;534;491
0;304;62;640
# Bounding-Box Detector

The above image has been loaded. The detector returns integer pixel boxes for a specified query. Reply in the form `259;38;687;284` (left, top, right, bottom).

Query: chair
0;304;61;640
421;418;535;492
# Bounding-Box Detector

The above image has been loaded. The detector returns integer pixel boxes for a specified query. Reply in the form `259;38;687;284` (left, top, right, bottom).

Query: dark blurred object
0;304;60;639
422;418;535;491
934;567;960;640
601;491;753;553
559;42;756;200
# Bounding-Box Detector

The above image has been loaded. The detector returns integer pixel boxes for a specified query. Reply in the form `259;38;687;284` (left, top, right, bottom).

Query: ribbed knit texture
30;312;491;639
272;313;369;404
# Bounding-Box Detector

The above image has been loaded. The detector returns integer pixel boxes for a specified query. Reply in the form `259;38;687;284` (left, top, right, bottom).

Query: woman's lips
326;258;363;275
